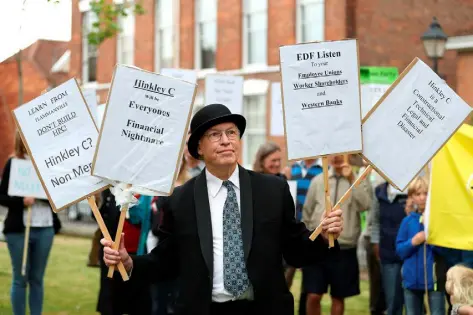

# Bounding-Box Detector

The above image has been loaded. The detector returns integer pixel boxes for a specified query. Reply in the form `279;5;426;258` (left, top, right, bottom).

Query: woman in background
253;142;289;178
0;133;61;315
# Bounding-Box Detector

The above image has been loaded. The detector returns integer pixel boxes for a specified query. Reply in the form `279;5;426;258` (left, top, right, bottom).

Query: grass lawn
0;235;369;314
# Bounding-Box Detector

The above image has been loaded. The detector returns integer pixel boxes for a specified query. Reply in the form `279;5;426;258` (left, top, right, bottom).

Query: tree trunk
16;49;23;106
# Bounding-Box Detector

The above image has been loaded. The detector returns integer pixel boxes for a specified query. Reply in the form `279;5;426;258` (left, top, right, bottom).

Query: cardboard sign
270;82;284;136
279;39;362;161
8;158;47;199
12;78;108;212
161;68;197;84
362;58;473;191
92;65;196;195
82;88;98;123
205;74;243;114
360;67;398;118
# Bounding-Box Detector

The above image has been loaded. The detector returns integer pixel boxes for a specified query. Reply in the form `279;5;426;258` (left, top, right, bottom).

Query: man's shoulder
170;176;197;199
247;169;287;187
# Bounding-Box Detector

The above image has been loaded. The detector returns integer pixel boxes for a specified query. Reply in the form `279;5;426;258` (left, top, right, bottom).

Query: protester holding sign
302;155;371;315
0;133;61;315
102;103;344;315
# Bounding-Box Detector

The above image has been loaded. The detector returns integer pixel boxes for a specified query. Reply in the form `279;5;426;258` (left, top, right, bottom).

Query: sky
0;0;71;62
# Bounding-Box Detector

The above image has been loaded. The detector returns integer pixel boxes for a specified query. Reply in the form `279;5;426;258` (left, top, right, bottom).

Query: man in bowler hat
102;104;344;315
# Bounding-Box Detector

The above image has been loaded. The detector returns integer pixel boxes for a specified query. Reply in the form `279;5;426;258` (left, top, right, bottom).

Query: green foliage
48;0;145;46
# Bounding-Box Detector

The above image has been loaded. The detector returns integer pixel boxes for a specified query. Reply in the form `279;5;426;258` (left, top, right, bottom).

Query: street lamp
421;17;448;74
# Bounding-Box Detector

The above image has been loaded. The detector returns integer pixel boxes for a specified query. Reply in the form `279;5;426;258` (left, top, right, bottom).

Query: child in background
396;177;445;315
446;265;473;315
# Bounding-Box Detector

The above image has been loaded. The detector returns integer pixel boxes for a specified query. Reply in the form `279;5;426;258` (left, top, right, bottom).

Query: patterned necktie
222;180;250;297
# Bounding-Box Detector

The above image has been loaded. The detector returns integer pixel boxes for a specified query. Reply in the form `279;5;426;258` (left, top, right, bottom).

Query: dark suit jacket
132;166;339;315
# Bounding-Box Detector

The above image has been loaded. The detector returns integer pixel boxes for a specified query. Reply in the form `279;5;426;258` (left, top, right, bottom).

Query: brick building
68;0;473;168
0;40;69;171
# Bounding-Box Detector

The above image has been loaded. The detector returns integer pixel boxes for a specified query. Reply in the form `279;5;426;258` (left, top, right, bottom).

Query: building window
117;7;135;65
195;0;217;69
82;11;97;83
243;95;266;168
155;0;174;70
297;0;324;43
243;0;267;67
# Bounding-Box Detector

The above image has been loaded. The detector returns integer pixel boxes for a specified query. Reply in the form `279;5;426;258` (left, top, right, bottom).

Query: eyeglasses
205;128;240;142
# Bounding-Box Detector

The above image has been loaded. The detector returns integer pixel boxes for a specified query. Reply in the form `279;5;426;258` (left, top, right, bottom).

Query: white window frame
242;0;268;69
242;93;267;169
194;0;217;70
116;6;135;65
82;10;98;84
155;0;177;71
296;0;325;43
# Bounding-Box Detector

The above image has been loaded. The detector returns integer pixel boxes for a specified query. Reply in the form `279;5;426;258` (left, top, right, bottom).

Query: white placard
8;158;47;199
205;74;244;114
161;68;197;84
279;39;362;161
362;58;473;191
97;103;106;128
13;78;108;212
82;88;98;123
288;180;298;207
270;82;284;136
92;65;196;195
361;84;391;119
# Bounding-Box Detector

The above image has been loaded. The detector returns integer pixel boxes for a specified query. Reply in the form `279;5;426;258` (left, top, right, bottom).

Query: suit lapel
239;165;253;261
193;171;213;276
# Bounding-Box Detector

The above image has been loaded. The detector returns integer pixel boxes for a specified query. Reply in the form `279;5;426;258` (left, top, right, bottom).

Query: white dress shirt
206;166;253;302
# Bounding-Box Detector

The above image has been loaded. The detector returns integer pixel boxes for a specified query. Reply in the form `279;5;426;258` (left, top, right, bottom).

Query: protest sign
82;88;98;124
270;82;284;136
362;58;473;191
360;67;398;118
161;68;197;84
92;65;197;195
8;158;47;199
13;78;109;212
205;74;243;114
279;39;362;161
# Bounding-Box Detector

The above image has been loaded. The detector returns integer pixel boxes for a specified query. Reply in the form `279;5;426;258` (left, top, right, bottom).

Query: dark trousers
364;236;386;315
97;248;151;315
210;300;256;315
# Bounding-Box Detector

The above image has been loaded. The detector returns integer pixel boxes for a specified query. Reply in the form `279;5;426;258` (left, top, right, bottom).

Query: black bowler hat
187;104;246;159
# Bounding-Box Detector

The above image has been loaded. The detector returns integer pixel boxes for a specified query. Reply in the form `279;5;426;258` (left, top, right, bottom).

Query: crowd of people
1;104;473;315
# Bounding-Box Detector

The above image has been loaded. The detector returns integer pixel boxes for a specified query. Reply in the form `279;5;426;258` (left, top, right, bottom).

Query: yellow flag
426;124;473;250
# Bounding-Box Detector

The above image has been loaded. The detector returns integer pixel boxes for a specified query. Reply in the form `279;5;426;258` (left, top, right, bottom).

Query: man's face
197;122;240;167
329;155;345;169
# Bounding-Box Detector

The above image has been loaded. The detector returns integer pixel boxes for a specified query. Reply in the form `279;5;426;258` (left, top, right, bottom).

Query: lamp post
420;17;448;74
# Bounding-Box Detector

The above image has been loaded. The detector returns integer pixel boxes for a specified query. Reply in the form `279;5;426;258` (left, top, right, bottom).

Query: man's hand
411;231;426;246
101;233;133;272
321;209;343;240
23;197;35;207
341;164;355;183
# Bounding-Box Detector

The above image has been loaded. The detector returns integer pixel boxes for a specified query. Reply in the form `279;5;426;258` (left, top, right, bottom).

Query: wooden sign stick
107;185;132;279
87;196;129;281
332;165;372;211
309;164;373;241
322;157;335;247
21;206;32;276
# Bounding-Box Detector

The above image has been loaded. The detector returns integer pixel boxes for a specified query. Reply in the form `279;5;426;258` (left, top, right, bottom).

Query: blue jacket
396;212;437;290
376;183;407;264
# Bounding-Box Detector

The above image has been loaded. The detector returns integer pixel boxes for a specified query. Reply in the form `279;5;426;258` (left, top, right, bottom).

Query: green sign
360;66;398;85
